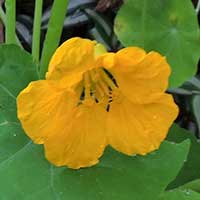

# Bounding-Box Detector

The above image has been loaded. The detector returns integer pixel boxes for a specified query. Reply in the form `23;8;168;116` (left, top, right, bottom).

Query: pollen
75;68;118;111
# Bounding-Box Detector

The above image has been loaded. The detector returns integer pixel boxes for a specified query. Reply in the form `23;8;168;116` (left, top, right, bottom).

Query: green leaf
159;189;200;200
40;0;69;78
181;179;200;193
115;0;200;88
0;44;190;199
183;76;200;91
0;141;190;199
192;95;200;131
168;76;200;95
167;124;200;189
0;44;38;162
0;44;38;97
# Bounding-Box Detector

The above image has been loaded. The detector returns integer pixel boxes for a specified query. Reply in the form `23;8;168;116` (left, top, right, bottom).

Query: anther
106;104;110;112
99;68;118;90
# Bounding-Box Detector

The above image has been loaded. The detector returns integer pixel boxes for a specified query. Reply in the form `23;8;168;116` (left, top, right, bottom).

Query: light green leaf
159;189;200;200
0;44;38;162
115;0;200;88
167;124;200;189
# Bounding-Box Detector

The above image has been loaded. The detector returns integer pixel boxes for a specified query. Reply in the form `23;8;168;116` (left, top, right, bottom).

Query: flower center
77;68;118;111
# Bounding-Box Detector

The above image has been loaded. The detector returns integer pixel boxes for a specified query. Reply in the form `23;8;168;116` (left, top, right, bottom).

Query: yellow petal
96;53;116;69
107;91;178;155
111;51;171;103
46;37;96;87
17;80;78;144
44;101;107;169
115;47;146;70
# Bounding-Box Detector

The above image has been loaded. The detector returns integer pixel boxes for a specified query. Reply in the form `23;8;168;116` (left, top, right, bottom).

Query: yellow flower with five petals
17;37;178;169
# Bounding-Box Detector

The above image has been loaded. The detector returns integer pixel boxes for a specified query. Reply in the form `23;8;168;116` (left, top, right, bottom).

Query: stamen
95;84;105;99
106;104;110;112
83;72;92;99
99;68;117;90
98;79;110;96
80;88;85;101
90;69;99;83
75;81;84;99
81;68;117;109
103;68;118;87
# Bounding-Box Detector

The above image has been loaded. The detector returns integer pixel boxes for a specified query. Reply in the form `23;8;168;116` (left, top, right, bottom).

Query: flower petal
46;37;96;87
107;91;178;155
17;80;78;144
115;47;146;69
96;53;116;69
44;102;107;169
111;51;171;103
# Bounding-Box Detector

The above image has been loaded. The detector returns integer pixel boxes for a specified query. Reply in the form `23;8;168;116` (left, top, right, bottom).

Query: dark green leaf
159;189;200;200
183;76;200;91
181;179;200;193
192;95;200;131
0;141;190;199
167;124;200;189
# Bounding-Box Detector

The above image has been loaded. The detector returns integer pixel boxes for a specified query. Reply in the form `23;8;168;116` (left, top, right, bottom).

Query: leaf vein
0;141;32;167
0;83;16;99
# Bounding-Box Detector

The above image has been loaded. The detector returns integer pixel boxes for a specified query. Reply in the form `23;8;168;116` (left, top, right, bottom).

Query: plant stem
40;0;69;78
0;4;22;46
196;0;200;14
32;0;43;62
0;6;5;24
5;0;16;44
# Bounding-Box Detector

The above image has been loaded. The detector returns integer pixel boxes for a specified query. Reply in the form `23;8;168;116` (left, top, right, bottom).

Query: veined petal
17;80;78;144
44;101;107;169
96;53;116;69
111;51;171;103
115;47;146;70
46;37;96;87
107;91;178;156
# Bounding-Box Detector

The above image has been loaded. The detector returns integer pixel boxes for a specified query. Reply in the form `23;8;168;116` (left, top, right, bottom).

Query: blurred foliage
15;0;121;52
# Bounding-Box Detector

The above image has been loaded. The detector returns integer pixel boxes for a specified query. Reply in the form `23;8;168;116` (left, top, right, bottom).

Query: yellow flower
17;37;179;169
